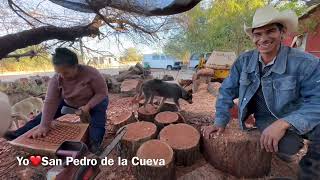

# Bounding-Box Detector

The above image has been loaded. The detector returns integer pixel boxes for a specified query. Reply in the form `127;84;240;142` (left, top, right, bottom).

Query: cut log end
123;121;157;142
136;140;174;167
155;111;180;129
110;111;135;131
202;128;272;178
119;121;157;159
135;140;175;180
159;123;200;166
155;111;179;124
137;104;158;122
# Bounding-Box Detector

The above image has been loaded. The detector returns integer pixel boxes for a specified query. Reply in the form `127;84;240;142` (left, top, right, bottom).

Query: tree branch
0;24;100;59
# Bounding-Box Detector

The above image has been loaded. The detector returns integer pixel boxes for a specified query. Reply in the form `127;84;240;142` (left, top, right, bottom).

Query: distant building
90;55;120;67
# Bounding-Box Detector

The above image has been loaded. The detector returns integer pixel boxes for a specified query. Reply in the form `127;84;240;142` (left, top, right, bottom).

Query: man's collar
247;44;288;74
259;55;276;69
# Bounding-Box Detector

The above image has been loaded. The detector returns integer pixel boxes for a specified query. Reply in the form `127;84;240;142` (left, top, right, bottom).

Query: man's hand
28;125;50;139
201;125;225;139
260;119;291;152
78;104;90;115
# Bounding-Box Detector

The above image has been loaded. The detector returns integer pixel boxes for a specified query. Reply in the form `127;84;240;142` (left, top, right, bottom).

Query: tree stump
154;111;180;130
138;104;158;122
159;123;200;166
158;101;178;112
110;111;136;131
119;121;157;159
202;128;272;178
135;140;175;180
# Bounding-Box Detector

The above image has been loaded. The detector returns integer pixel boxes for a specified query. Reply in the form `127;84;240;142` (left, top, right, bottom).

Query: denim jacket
214;45;320;135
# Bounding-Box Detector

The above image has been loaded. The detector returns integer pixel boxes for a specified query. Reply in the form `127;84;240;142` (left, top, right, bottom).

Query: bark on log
202;128;272;178
154;111;180;130
158;101;178;112
159;123;200;166
110;111;136;131
137;104;158;122
134;140;175;180
118;121;157;159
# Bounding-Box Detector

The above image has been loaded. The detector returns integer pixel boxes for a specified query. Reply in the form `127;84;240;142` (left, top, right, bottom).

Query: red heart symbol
29;156;42;166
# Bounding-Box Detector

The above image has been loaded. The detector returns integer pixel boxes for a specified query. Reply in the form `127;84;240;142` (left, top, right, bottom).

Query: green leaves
164;0;307;58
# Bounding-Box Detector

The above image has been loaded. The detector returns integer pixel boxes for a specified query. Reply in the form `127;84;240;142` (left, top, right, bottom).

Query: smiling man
201;6;320;179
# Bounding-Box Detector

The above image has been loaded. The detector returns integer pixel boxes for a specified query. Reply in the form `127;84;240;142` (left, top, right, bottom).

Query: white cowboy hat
244;6;298;37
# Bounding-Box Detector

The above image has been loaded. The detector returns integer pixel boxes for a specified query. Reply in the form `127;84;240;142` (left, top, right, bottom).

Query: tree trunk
154;111;180;130
202;128;272;178
134;140;175;180
118;121;157;159
159;123;200;166
110;111;136;131
137;104;158;122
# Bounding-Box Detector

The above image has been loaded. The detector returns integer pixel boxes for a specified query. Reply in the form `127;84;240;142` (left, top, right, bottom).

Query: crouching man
202;6;320;180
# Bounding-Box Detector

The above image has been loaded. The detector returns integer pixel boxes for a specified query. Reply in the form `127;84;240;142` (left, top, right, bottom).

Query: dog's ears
187;89;193;94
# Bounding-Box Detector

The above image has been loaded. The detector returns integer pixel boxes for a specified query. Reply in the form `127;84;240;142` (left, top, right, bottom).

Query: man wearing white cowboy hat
202;6;320;179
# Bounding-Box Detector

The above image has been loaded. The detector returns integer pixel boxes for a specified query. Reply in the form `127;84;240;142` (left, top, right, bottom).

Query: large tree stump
134;140;175;180
202;128;272;178
110;111;136;131
119;121;157;159
154;111;180;130
138;104;158;122
159;123;200;166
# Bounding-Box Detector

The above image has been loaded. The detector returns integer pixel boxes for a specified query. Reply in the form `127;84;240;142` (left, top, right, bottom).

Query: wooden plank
9;121;88;156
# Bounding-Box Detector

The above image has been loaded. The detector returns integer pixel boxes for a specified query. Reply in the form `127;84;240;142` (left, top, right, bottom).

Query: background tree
164;0;309;59
120;47;142;63
0;0;201;59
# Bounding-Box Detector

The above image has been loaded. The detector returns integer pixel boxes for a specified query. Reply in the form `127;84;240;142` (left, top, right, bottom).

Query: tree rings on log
202;128;272;178
110;111;136;131
119;121;157;159
135;140;175;180
138;104;158;122
154;111;180;130
159;123;200;166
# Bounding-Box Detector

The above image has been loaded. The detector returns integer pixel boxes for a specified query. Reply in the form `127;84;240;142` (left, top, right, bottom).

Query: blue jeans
255;116;320;179
13;97;109;146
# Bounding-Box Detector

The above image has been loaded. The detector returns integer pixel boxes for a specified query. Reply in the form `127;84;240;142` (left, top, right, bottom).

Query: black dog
133;79;192;111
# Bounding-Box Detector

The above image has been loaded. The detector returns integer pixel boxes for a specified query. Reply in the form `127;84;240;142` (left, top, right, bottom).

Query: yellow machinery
195;51;236;82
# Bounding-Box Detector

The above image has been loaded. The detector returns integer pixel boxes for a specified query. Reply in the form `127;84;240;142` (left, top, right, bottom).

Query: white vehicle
143;54;182;70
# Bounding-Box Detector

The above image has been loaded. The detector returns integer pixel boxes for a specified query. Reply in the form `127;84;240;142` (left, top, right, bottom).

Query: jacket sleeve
282;60;320;135
214;57;242;128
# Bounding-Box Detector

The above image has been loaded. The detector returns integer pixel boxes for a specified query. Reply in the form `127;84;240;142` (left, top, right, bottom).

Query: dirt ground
0;90;307;180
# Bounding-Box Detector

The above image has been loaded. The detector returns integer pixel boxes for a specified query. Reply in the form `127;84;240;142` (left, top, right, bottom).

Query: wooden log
154;111;180;130
137;104;158;122
135;139;175;180
159;123;200;166
202;128;272;178
110;111;136;131
121;79;142;96
158;101;178;112
119;121;157;159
